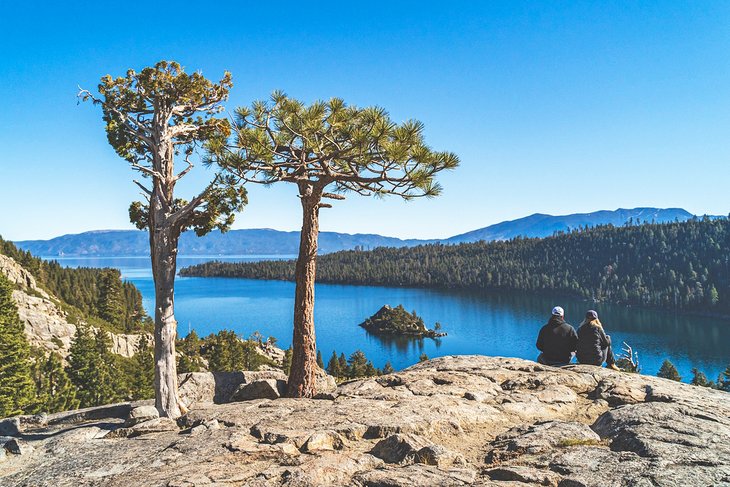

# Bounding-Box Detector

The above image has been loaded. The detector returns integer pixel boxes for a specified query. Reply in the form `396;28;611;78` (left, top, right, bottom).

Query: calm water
52;256;730;382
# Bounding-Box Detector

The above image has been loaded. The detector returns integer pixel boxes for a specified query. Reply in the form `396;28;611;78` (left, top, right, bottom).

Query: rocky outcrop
1;355;728;486
0;254;148;358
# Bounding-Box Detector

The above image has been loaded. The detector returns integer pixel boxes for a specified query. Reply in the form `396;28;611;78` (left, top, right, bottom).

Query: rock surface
0;253;149;358
1;355;728;486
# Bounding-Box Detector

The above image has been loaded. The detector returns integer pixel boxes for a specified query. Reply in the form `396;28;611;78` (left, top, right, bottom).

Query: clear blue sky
1;1;728;241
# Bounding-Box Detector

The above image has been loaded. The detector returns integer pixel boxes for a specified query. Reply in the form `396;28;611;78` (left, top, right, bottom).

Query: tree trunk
287;186;322;398
150;222;184;418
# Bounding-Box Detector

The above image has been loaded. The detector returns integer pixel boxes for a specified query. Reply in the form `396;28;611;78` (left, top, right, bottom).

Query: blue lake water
52;256;730;382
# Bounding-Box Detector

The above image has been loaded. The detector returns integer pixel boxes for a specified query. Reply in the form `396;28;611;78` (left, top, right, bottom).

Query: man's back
537;316;578;365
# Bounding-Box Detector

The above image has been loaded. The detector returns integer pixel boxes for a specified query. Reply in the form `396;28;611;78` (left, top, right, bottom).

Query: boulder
178;370;289;407
370;433;432;464
3;438;33;455
0;418;20;437
229;379;286;401
300;430;345;453
124;405;159;427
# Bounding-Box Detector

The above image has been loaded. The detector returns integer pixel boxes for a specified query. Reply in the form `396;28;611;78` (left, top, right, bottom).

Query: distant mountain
13;208;717;257
14;229;432;257
444;208;698;244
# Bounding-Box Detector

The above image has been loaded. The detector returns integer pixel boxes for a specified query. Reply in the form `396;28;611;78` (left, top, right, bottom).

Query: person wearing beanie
536;306;578;366
576;310;620;370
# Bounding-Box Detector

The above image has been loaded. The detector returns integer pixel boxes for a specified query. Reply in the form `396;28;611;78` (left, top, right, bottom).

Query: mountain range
12;207;711;257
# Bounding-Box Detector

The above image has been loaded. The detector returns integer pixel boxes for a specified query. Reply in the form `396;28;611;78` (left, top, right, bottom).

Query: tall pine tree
0;274;35;417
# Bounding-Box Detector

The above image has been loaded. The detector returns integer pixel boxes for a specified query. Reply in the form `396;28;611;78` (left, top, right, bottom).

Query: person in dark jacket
576;310;620;370
536;306;578;366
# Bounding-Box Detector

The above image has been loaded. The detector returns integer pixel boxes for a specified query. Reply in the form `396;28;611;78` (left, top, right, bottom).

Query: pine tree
32;351;79;413
178;330;204;373
282;347;293;376
382;361;395;375
338;353;348;377
97;269;125;326
657;359;682;382
0;274;36;417
690;368;713;388
326;351;341;377
126;338;154;400
66;326;119;407
419;353;430;362
348;350;368;378
316;350;324;369
718;364;730;392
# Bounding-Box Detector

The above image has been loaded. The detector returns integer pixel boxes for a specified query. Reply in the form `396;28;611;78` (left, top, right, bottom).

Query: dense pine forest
0;236;150;333
181;218;730;314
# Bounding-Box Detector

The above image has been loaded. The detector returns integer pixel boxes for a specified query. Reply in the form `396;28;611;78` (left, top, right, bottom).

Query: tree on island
80;61;247;418
214;92;458;397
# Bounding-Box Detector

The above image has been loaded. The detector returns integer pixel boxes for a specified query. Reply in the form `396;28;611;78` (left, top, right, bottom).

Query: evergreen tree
382;361;395;375
326;351;341;377
690;368;713;388
419;353;430;362
338;353;348;377
97;269;125;326
657;359;682;382
364;361;378;377
177;330;204;373
32;351;79;413
216;93;458;397
348;350;368;378
126;338;154;400
316;350;324;369
81;61;247;418
66;326;119;407
0;274;36;417
718;364;730;392
282;347;293;376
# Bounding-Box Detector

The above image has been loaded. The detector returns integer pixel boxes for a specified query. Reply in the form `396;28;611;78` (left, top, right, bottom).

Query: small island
359;305;447;338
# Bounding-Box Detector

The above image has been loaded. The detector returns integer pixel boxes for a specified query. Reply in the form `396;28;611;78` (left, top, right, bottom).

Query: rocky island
359;305;446;338
2;355;728;486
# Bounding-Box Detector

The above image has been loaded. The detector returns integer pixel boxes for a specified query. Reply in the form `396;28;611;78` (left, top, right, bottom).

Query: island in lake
359;305;447;338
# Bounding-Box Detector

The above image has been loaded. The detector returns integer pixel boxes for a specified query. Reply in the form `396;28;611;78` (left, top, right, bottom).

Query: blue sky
1;1;728;241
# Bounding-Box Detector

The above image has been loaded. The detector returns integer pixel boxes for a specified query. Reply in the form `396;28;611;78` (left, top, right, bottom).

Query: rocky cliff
0;254;148;358
1;355;728;486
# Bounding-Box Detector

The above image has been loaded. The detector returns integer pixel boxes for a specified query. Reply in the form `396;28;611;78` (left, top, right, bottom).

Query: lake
52;256;730;382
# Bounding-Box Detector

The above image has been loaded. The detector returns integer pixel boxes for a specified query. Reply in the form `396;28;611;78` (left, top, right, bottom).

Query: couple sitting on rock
536;306;620;370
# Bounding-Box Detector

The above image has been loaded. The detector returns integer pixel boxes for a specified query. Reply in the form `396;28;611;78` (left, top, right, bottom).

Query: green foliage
0;274;36;417
690;368;714;388
657;359;682;382
217;92;459;200
419;353;430;363
31;350;79;413
0;236;151;334
718;364;730;392
382;361;395;375
188;330;275;373
282;347;293;376
123;338;154;400
81;61;247;237
65;326;121;407
326;351;341;377
183;218;730;314
177;330;205;373
97;269;125;326
316;350;324;369
326;349;384;380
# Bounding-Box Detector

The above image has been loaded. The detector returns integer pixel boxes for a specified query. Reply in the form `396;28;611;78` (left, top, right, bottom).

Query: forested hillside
0;236;150;333
181;218;730;313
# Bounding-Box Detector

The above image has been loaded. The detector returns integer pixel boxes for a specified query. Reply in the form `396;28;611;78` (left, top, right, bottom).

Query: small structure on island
359;305;447;338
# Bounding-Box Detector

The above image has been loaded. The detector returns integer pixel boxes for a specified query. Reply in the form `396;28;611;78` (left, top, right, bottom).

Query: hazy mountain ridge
13;207;716;256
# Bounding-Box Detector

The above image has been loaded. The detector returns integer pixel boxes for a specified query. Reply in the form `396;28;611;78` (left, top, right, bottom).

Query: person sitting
576;310;620;371
536;306;578;366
